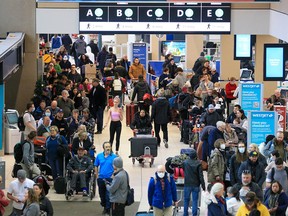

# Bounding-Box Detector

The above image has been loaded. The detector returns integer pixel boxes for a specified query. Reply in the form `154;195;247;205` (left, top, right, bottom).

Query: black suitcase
54;156;66;194
130;137;158;158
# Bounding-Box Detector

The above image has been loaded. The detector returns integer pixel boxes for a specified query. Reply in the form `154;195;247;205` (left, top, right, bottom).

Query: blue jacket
45;135;68;160
264;189;288;216
148;173;177;209
207;196;228;216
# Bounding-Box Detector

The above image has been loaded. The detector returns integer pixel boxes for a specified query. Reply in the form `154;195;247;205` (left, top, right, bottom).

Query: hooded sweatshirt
151;97;170;124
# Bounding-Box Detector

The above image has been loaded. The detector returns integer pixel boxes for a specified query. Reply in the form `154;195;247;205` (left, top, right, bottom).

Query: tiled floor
2;105;208;215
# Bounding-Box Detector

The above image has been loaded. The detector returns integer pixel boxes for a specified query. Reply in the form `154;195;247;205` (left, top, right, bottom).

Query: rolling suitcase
126;103;138;126
54;156;66;194
135;211;153;216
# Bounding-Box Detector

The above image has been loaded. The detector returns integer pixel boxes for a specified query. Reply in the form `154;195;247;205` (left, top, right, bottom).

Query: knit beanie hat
113;157;123;169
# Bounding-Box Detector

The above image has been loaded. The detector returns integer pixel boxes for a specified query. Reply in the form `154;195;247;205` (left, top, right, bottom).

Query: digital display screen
6;112;19;125
263;44;288;81
161;41;186;56
234;34;252;60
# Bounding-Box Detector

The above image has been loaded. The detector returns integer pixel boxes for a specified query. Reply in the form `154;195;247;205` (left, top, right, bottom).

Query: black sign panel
109;6;138;22
170;6;201;22
139;6;169;22
79;3;231;34
202;5;231;22
80;6;108;22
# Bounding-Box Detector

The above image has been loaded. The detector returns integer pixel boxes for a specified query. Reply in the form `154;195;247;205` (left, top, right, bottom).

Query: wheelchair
65;168;96;201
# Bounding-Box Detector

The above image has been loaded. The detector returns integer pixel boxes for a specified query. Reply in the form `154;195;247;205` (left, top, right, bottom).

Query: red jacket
225;82;237;99
0;190;9;216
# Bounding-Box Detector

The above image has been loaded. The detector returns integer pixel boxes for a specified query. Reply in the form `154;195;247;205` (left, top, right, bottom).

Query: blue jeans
184;186;200;216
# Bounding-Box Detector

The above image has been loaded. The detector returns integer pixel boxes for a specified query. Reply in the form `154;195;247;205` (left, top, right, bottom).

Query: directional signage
79;3;231;34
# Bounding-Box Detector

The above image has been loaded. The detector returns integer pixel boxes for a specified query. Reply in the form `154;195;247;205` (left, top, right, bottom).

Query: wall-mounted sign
79;3;231;34
248;111;277;145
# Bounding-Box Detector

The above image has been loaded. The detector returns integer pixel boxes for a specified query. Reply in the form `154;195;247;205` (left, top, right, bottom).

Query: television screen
161;41;186;57
234;34;252;60
6;112;18;125
263;44;288;81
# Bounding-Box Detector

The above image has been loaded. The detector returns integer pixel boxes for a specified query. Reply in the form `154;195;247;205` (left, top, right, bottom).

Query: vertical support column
150;34;166;61
115;34;128;59
254;35;278;98
185;35;203;70
220;35;240;81
0;84;4;156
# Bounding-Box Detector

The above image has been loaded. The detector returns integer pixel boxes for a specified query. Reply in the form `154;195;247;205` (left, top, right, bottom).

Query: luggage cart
129;137;157;167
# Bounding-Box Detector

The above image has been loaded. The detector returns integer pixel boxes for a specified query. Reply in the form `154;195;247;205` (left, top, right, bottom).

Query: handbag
125;171;134;206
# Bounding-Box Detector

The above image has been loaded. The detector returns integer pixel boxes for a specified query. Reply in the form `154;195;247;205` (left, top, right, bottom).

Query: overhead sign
79;3;231;34
248;111;277;145
239;83;263;113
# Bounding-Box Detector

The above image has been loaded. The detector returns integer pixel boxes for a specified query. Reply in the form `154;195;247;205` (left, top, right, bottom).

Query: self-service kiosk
4;109;21;154
240;68;254;83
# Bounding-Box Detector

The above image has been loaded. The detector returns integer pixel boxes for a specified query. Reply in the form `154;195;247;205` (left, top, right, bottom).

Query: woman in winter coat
33;183;54;216
206;183;228;216
263;181;288;216
208;139;226;184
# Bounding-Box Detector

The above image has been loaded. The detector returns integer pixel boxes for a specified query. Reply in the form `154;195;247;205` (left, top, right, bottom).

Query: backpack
168;94;178;109
14;141;31;163
177;93;188;111
18;115;25;131
113;79;122;92
270;167;288;182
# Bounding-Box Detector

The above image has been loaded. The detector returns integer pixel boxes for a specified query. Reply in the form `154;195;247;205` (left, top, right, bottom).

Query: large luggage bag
130;137;157;158
54;156;66;194
135;211;153;216
182;120;194;144
126;103;138;126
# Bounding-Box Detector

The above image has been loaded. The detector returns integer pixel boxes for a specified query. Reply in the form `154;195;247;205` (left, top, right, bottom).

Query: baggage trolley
129;137;157;167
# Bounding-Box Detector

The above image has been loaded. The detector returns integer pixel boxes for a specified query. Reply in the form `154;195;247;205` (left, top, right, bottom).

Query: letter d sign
177;10;184;17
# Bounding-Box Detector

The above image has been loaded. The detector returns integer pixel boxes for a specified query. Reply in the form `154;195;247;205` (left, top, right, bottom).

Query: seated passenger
130;109;152;135
72;131;93;156
67;147;93;196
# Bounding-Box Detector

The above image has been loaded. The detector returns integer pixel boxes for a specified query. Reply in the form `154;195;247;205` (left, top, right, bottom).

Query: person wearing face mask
229;142;249;185
23;102;37;140
94;142;117;215
148;165;177;216
237;151;266;188
233;171;263;202
208;139;226;184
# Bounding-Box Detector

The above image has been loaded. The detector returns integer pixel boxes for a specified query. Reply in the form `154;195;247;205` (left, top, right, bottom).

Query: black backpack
14;141;31;163
18;115;25;131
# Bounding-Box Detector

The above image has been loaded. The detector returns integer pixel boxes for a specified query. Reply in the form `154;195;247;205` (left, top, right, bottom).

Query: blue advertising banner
132;43;148;71
248;111;277;145
239;83;263;113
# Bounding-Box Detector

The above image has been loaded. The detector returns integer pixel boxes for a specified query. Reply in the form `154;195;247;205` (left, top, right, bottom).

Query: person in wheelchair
66;147;93;197
130;109;152;135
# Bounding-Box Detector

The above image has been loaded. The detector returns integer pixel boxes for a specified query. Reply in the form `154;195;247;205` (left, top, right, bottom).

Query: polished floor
2;105;209;216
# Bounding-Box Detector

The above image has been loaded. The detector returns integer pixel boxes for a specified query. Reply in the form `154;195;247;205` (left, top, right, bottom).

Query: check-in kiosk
4;109;21;154
240;68;254;83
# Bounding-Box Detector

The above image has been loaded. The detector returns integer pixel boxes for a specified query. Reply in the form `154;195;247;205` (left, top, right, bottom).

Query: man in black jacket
88;78;107;134
237;151;266;188
151;89;170;148
233;170;263;202
183;149;205;216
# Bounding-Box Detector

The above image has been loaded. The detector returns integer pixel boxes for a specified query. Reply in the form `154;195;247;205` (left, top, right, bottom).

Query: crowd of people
1;34;288;216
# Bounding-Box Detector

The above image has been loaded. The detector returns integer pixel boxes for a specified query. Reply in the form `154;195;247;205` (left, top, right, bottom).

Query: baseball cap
17;169;26;180
57;109;63;113
249;151;258;157
208;104;215;110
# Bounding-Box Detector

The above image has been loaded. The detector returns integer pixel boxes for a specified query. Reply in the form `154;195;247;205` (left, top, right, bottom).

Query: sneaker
94;131;102;134
164;139;168;148
82;190;88;197
115;151;119;156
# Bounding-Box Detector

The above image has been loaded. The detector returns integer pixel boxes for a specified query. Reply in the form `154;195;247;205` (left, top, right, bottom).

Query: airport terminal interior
1;0;288;215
